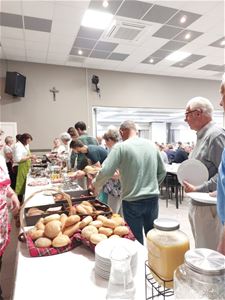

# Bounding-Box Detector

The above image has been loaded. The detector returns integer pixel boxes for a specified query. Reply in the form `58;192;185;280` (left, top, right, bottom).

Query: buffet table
12;179;149;300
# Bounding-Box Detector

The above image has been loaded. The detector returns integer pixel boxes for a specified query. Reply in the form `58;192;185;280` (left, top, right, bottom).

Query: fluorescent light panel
166;51;191;62
81;9;113;30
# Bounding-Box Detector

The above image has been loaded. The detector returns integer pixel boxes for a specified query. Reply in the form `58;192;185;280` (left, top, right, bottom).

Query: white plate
187;192;217;204
177;159;209;186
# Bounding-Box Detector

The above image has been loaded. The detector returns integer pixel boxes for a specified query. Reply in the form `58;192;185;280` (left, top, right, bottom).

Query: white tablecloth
12;179;150;300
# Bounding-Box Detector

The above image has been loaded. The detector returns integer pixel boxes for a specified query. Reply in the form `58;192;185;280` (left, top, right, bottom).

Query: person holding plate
183;96;225;250
216;73;225;255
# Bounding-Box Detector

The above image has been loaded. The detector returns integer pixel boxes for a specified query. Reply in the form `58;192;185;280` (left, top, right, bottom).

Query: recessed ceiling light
220;40;225;46
180;15;187;24
103;0;109;8
81;9;113;30
165;51;191;62
149;58;154;63
185;33;191;40
78;49;83;55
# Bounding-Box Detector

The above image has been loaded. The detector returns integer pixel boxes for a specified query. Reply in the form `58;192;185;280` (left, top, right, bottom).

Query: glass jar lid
185;248;225;276
153;218;180;231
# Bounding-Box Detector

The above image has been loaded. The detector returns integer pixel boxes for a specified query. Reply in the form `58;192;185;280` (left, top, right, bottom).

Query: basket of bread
19;188;81;257
19;189;135;257
73;214;135;252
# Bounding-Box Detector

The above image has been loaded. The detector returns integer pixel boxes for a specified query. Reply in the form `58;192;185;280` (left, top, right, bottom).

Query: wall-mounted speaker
5;72;26;97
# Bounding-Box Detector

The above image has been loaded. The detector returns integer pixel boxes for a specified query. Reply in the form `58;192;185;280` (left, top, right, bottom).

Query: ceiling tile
141;56;163;64
25;40;49;52
94;41;118;52
22;1;54;19
152;25;183;39
1;26;24;39
77;26;103;40
89;50;110;59
73;37;97;50
24;16;52;32
209;36;225;48
142;4;178;24
107;52;129;61
89;0;123;14
171;60;192;68
199;64;225;72
151;49;172;58
1;1;22;15
160;40;186;51
185;54;205;62
70;48;91;57
25;30;50;43
173;29;203;43
166;10;202;28
0;12;23;28
26;49;47;59
116;0;152;19
1;38;25;49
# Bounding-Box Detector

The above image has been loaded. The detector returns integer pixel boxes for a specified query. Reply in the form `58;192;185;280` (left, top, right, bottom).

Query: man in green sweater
93;120;166;244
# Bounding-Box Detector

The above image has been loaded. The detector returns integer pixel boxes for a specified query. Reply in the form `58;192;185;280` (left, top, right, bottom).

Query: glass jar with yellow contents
146;218;189;289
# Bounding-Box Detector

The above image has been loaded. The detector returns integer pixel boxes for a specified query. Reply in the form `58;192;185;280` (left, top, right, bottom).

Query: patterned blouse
0;165;11;256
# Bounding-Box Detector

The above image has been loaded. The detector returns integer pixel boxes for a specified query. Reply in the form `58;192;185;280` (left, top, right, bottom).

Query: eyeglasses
185;109;200;117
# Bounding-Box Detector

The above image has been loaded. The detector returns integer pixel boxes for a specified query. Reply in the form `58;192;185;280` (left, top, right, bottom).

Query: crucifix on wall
50;86;59;101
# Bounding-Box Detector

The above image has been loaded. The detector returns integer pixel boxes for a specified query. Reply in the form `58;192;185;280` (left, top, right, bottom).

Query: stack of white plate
95;238;138;280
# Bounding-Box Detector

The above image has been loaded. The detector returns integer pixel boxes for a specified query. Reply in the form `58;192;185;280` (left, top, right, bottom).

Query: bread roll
63;221;81;237
90;220;103;228
81;225;98;240
90;233;107;245
81;204;93;214
98;227;113;237
102;218;117;229
60;213;68;231
113;217;125;227
28;228;44;240
97;215;108;222
65;215;81;228
52;234;70;248
79;216;93;229
44;214;60;224
114;226;129;236
44;220;61;239
69;206;77;215
109;234;121;239
27;208;44;216
76;205;88;215
35;219;45;231
81;201;92;207
35;237;52;248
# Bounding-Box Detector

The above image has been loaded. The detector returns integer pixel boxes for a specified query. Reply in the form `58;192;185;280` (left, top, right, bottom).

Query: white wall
0;60;221;149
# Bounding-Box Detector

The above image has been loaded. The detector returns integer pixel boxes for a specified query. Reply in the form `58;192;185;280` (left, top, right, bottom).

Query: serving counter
12;179;149;300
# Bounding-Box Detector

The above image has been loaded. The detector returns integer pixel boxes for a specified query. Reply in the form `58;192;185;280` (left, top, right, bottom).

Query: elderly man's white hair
186;96;214;117
120;120;137;131
59;132;71;141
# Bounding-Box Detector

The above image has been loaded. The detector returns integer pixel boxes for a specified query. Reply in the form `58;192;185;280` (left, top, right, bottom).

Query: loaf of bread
81;225;98;240
102;218;117;229
80;216;93;229
114;226;129;236
90;233;107;244
90;220;103;228
98;227;113;237
35;237;52;248
44;214;61;224
52;234;70;248
28;228;44;240
76;205;88;215
44;220;61;239
63;221;81;237
65;215;81;228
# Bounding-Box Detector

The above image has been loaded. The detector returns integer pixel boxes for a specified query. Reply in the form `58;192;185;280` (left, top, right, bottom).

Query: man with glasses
92;120;166;244
183;96;225;250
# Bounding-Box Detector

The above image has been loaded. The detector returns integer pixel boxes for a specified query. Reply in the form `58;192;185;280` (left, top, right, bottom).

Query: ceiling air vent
104;20;149;41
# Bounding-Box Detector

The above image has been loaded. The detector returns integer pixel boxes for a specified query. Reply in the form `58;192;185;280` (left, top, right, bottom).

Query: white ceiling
0;0;224;80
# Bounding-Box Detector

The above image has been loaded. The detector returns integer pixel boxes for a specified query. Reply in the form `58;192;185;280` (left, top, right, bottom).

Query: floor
0;195;193;300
